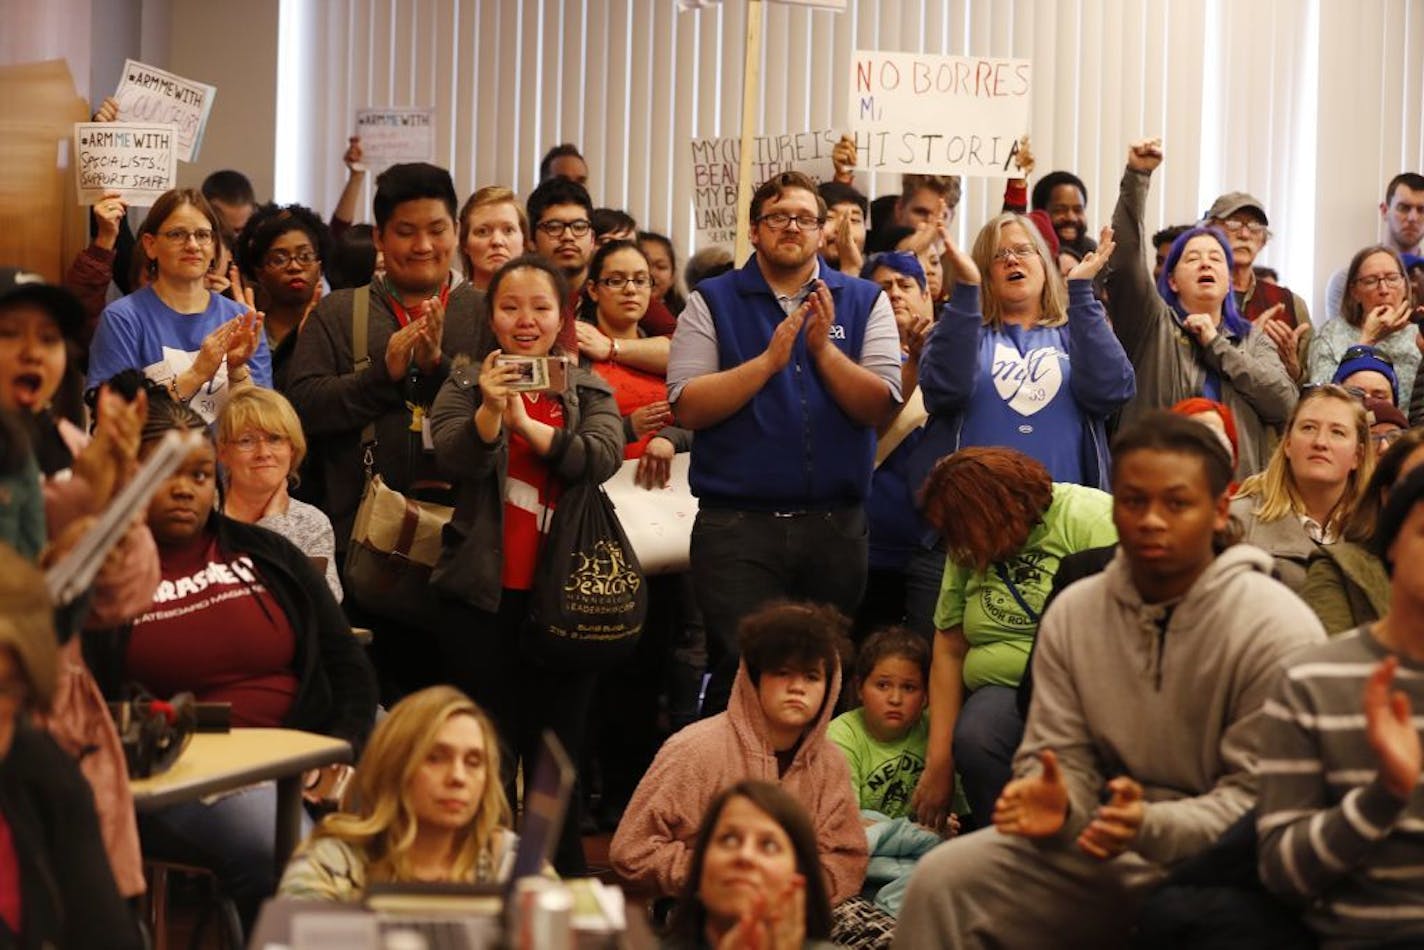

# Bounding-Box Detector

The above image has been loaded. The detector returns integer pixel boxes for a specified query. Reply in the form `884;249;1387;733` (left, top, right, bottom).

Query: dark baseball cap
0;268;86;341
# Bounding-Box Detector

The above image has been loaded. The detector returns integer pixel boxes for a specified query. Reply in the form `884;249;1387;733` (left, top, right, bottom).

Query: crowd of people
2;102;1424;949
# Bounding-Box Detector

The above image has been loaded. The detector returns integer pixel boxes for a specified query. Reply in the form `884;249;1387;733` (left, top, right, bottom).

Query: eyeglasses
536;219;592;239
598;275;652;290
1352;273;1406;290
1374;429;1406;449
757;212;824;232
1341;344;1395;366
1215;219;1269;238
160;228;215;246
228;432;289;453
991;244;1039;265
263;249;320;269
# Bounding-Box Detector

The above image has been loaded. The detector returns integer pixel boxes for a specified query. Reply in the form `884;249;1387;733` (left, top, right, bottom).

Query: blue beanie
1333;346;1399;405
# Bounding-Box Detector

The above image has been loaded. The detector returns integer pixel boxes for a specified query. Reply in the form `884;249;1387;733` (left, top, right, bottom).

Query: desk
131;727;352;872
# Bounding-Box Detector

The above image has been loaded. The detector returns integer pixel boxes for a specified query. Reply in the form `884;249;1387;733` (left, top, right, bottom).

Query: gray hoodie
1017;543;1326;867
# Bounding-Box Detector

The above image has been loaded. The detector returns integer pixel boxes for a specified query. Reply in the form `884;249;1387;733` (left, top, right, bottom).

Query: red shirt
0;809;19;935
502;394;566;590
126;533;298;727
592;361;668;459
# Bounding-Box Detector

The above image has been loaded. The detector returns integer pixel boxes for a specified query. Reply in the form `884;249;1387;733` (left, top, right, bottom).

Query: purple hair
1155;226;1251;339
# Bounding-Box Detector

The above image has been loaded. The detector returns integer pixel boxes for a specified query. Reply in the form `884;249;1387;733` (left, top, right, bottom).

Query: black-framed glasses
756;212;824;232
536;219;592;238
160;227;215;246
263;249;320;269
1352;273;1406;290
1340;344;1394;366
597;275;652;290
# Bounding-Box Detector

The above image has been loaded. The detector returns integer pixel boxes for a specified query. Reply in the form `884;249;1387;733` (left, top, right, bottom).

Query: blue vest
692;256;882;509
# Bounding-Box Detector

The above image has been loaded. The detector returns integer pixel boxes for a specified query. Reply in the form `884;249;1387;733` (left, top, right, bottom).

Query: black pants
435;589;598;876
692;506;868;717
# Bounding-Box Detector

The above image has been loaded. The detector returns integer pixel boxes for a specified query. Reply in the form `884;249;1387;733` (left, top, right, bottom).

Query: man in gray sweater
894;413;1326;948
1257;464;1424;948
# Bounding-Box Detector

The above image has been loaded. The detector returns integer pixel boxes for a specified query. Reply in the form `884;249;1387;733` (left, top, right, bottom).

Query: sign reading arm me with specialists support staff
847;51;1030;177
73;122;178;205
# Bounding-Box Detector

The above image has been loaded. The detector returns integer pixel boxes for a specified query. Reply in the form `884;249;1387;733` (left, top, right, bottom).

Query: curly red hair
920;447;1054;573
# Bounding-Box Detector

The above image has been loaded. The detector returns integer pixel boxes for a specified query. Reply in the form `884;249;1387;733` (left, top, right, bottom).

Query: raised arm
915;237;985;415
1105;138;1168;362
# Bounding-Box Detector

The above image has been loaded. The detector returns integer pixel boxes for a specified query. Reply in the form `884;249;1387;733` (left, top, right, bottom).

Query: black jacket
0;725;142;950
83;514;378;753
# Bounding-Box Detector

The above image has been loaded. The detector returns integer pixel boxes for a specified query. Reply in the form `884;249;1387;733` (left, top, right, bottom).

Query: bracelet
609;338;621;363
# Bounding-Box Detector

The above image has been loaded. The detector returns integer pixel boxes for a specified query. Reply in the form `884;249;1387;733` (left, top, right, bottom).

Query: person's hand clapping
992;749;1070;838
803;281;837;358
759;305;805;376
1077;775;1145;860
1258;308;1308;380
1127;137;1164;175
1066;226;1116;281
834;214;864;275
412;296;446;373
1365;656;1422;801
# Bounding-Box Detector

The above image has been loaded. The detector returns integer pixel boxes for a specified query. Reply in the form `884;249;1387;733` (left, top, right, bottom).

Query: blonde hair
309;686;511;884
216;387;308;477
1234;385;1374;538
972;212;1068;330
458;186;530;280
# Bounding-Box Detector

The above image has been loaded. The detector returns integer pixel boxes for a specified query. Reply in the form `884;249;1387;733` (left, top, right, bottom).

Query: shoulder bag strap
993;563;1041;624
352;285;376;478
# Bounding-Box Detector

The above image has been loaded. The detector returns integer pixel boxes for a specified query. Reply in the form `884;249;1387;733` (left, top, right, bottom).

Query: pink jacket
609;660;868;904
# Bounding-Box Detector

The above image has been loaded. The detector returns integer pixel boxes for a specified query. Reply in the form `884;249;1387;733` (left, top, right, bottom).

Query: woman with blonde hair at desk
279;685;517;900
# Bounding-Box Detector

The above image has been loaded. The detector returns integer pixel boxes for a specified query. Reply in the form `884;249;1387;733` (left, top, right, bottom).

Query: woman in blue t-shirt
88;187;270;423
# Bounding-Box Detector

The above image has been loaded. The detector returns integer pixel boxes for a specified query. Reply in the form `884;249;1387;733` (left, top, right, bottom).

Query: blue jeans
904;544;949;639
692;506;868;717
138;782;312;933
952;685;1026;828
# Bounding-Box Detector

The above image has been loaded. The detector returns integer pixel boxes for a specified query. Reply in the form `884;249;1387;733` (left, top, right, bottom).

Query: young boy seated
610;601;868;906
828;627;950;917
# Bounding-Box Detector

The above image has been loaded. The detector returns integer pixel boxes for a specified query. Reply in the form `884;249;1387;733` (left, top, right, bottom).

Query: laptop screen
509;730;576;882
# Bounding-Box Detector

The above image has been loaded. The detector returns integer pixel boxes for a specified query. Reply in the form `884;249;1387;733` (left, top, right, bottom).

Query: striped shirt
1256;626;1424;947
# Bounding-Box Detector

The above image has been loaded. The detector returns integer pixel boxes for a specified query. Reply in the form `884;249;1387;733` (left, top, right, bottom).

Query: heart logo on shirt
991;342;1064;417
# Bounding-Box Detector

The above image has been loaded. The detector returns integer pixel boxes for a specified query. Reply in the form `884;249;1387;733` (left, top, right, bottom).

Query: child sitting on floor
828;628;954;917
610;601;868;906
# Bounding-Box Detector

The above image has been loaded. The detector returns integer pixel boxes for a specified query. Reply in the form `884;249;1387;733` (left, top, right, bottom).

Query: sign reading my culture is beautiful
355;108;436;173
113;59;215;164
73;122;178;205
688;130;839;246
847;51;1030;177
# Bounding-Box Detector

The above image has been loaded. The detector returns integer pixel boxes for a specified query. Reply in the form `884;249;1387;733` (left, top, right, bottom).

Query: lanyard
379;276;450;328
993;563;1040;623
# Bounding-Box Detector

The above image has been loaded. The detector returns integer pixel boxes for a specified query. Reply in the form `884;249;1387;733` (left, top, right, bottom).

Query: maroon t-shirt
126;533;299;727
0;808;19;935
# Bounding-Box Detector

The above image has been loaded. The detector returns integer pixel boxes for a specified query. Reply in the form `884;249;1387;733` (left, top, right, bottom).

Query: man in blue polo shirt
668;171;903;716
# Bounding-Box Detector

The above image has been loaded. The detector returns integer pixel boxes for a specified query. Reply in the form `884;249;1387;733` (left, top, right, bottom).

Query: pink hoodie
609;659;868;904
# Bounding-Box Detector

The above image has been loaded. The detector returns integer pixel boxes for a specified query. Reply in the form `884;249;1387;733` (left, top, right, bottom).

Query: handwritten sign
355;108;436;173
603;454;697;575
113;59;215;164
74;122;177;205
688;130;838;246
846;51;1030;177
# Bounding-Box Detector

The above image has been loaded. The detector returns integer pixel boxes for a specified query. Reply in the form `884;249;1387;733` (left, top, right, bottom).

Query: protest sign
113;59;215;164
688;129;839;246
355;108;436;173
603;454;697;575
74;122;177;205
846;51;1031;177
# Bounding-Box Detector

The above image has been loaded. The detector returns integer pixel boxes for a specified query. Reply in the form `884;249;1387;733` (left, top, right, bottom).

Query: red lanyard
381;277;451;328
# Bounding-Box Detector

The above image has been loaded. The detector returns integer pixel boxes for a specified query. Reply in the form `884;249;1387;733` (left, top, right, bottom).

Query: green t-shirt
932;482;1117;692
827;708;929;820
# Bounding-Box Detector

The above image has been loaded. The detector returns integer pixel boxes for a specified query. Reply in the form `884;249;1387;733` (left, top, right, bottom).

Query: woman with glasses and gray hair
1308;244;1422;420
88;187;270;423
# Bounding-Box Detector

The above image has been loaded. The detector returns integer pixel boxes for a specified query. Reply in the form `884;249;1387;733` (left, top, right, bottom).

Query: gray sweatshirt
1019;544;1326;866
